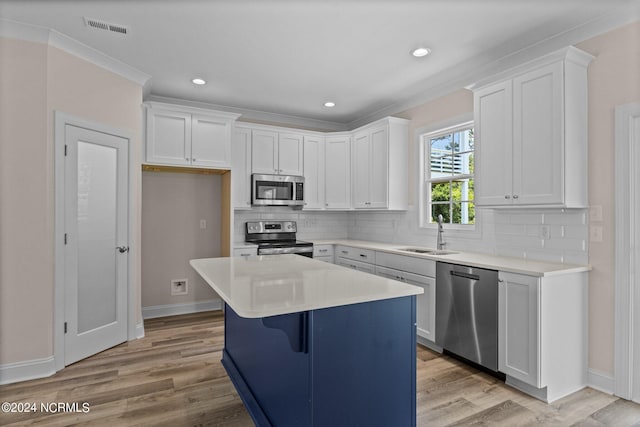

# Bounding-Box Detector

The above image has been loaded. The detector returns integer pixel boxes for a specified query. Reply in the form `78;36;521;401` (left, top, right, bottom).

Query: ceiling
1;0;638;129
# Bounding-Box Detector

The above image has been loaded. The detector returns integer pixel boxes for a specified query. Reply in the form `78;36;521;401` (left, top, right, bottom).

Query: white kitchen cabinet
375;252;436;343
498;270;587;402
232;127;252;209
335;245;375;273
233;246;257;257
376;265;436;342
303;136;325;209
251;130;303;176
324;135;351;209
352;118;408;210
473;47;592;208
313;244;334;263
145;102;239;169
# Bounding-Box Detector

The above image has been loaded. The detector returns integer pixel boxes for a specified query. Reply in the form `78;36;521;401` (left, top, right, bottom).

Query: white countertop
311;239;591;277
190;254;423;318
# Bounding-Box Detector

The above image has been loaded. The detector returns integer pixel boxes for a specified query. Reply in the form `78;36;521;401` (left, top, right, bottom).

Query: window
422;122;474;226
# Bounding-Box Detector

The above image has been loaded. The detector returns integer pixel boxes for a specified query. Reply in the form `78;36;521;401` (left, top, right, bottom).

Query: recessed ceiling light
192;78;206;85
411;47;431;58
324;102;336;108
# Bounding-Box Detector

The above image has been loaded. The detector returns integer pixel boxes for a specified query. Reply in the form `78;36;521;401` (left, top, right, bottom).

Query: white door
64;125;129;365
633;114;640;404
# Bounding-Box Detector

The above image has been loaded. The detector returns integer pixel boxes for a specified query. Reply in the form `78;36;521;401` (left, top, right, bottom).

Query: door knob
117;246;129;253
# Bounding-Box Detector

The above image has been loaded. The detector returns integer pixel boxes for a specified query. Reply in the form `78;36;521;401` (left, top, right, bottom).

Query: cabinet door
376;266;435;342
251;130;278;174
513;62;563;205
191;115;231;168
474;81;513;206
278;133;304;175
352;131;371;208
303;136;325;209
498;272;541;387
146;109;191;166
232;128;252;209
324;137;351;209
368;126;389;208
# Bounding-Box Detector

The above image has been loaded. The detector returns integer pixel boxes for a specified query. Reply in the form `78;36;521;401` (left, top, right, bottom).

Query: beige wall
576;21;640;375
141;171;221;308
0;38;143;365
0;39;51;364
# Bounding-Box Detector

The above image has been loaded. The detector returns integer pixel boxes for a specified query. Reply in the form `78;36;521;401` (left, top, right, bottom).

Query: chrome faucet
437;214;446;250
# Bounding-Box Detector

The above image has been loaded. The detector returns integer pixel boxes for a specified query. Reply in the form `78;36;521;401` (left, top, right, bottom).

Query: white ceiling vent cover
84;17;128;35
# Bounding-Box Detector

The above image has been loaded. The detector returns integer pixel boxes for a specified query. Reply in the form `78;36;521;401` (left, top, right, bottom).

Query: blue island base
221;296;417;427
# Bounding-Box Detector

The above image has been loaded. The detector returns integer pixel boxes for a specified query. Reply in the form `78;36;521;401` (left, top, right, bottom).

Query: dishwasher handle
450;270;480;281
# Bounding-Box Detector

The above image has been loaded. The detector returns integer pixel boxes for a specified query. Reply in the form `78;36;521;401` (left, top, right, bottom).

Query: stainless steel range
245;221;313;257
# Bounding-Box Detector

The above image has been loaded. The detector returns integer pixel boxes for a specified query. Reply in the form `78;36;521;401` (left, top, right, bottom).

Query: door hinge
64;233;68;245
64;322;67;334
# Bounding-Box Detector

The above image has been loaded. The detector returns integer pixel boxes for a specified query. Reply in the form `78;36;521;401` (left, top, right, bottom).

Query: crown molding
347;3;640;129
0;18;151;87
145;94;349;132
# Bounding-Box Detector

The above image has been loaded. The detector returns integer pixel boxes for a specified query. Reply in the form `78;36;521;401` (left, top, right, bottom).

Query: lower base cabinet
223;298;417;426
376;266;436;343
498;271;587;402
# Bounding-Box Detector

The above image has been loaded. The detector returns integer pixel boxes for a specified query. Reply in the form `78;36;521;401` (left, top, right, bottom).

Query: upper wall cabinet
303;135;325;210
352;117;409;210
232;127;252;209
145;102;240;169
251;130;304;176
473;47;593;208
324;135;352;209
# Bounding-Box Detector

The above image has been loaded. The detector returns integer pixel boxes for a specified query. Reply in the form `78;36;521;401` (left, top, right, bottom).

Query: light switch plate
590;205;603;222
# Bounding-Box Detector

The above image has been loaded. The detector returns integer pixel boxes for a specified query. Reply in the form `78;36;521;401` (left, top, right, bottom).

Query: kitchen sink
397;248;459;256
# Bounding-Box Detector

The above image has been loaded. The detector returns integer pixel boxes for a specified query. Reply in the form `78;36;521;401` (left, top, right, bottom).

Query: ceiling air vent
84;17;128;35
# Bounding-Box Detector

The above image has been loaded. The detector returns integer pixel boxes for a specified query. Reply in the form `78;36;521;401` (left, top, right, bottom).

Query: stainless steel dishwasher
435;262;499;372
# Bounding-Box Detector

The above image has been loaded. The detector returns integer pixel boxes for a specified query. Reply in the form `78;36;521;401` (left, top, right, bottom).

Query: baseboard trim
587;369;615;395
135;321;145;339
142;299;223;319
0;356;56;385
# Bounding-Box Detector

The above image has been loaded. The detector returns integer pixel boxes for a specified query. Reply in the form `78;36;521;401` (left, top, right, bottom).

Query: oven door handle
258;246;313;255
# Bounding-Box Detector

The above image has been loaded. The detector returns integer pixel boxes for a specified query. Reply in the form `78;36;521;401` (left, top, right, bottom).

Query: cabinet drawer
233;247;257;257
335;245;375;264
313;244;334;258
375;252;435;277
314;256;334;264
336;257;375;274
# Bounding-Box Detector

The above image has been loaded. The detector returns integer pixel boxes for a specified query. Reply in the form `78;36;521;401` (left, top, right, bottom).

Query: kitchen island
190;254;423;427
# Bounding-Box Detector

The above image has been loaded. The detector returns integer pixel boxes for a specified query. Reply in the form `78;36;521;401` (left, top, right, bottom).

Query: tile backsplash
234;206;588;265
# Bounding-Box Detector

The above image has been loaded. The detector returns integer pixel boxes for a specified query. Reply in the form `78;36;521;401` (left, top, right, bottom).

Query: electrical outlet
171;279;188;296
590;226;603;243
539;225;551;240
200;219;207;229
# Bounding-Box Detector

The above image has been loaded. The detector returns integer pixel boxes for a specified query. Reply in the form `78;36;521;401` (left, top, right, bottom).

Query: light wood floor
2;311;640;427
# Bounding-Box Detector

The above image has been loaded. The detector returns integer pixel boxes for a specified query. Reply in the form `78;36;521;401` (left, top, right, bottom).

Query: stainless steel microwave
252;174;304;207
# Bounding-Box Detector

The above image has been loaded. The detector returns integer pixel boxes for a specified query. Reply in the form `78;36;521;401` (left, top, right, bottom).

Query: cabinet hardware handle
319;249;327;253
192;158;196;162
116;246;129;253
359;254;367;258
185;157;189;161
341;251;348;254
498;279;504;283
513;195;519;199
505;195;511;199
